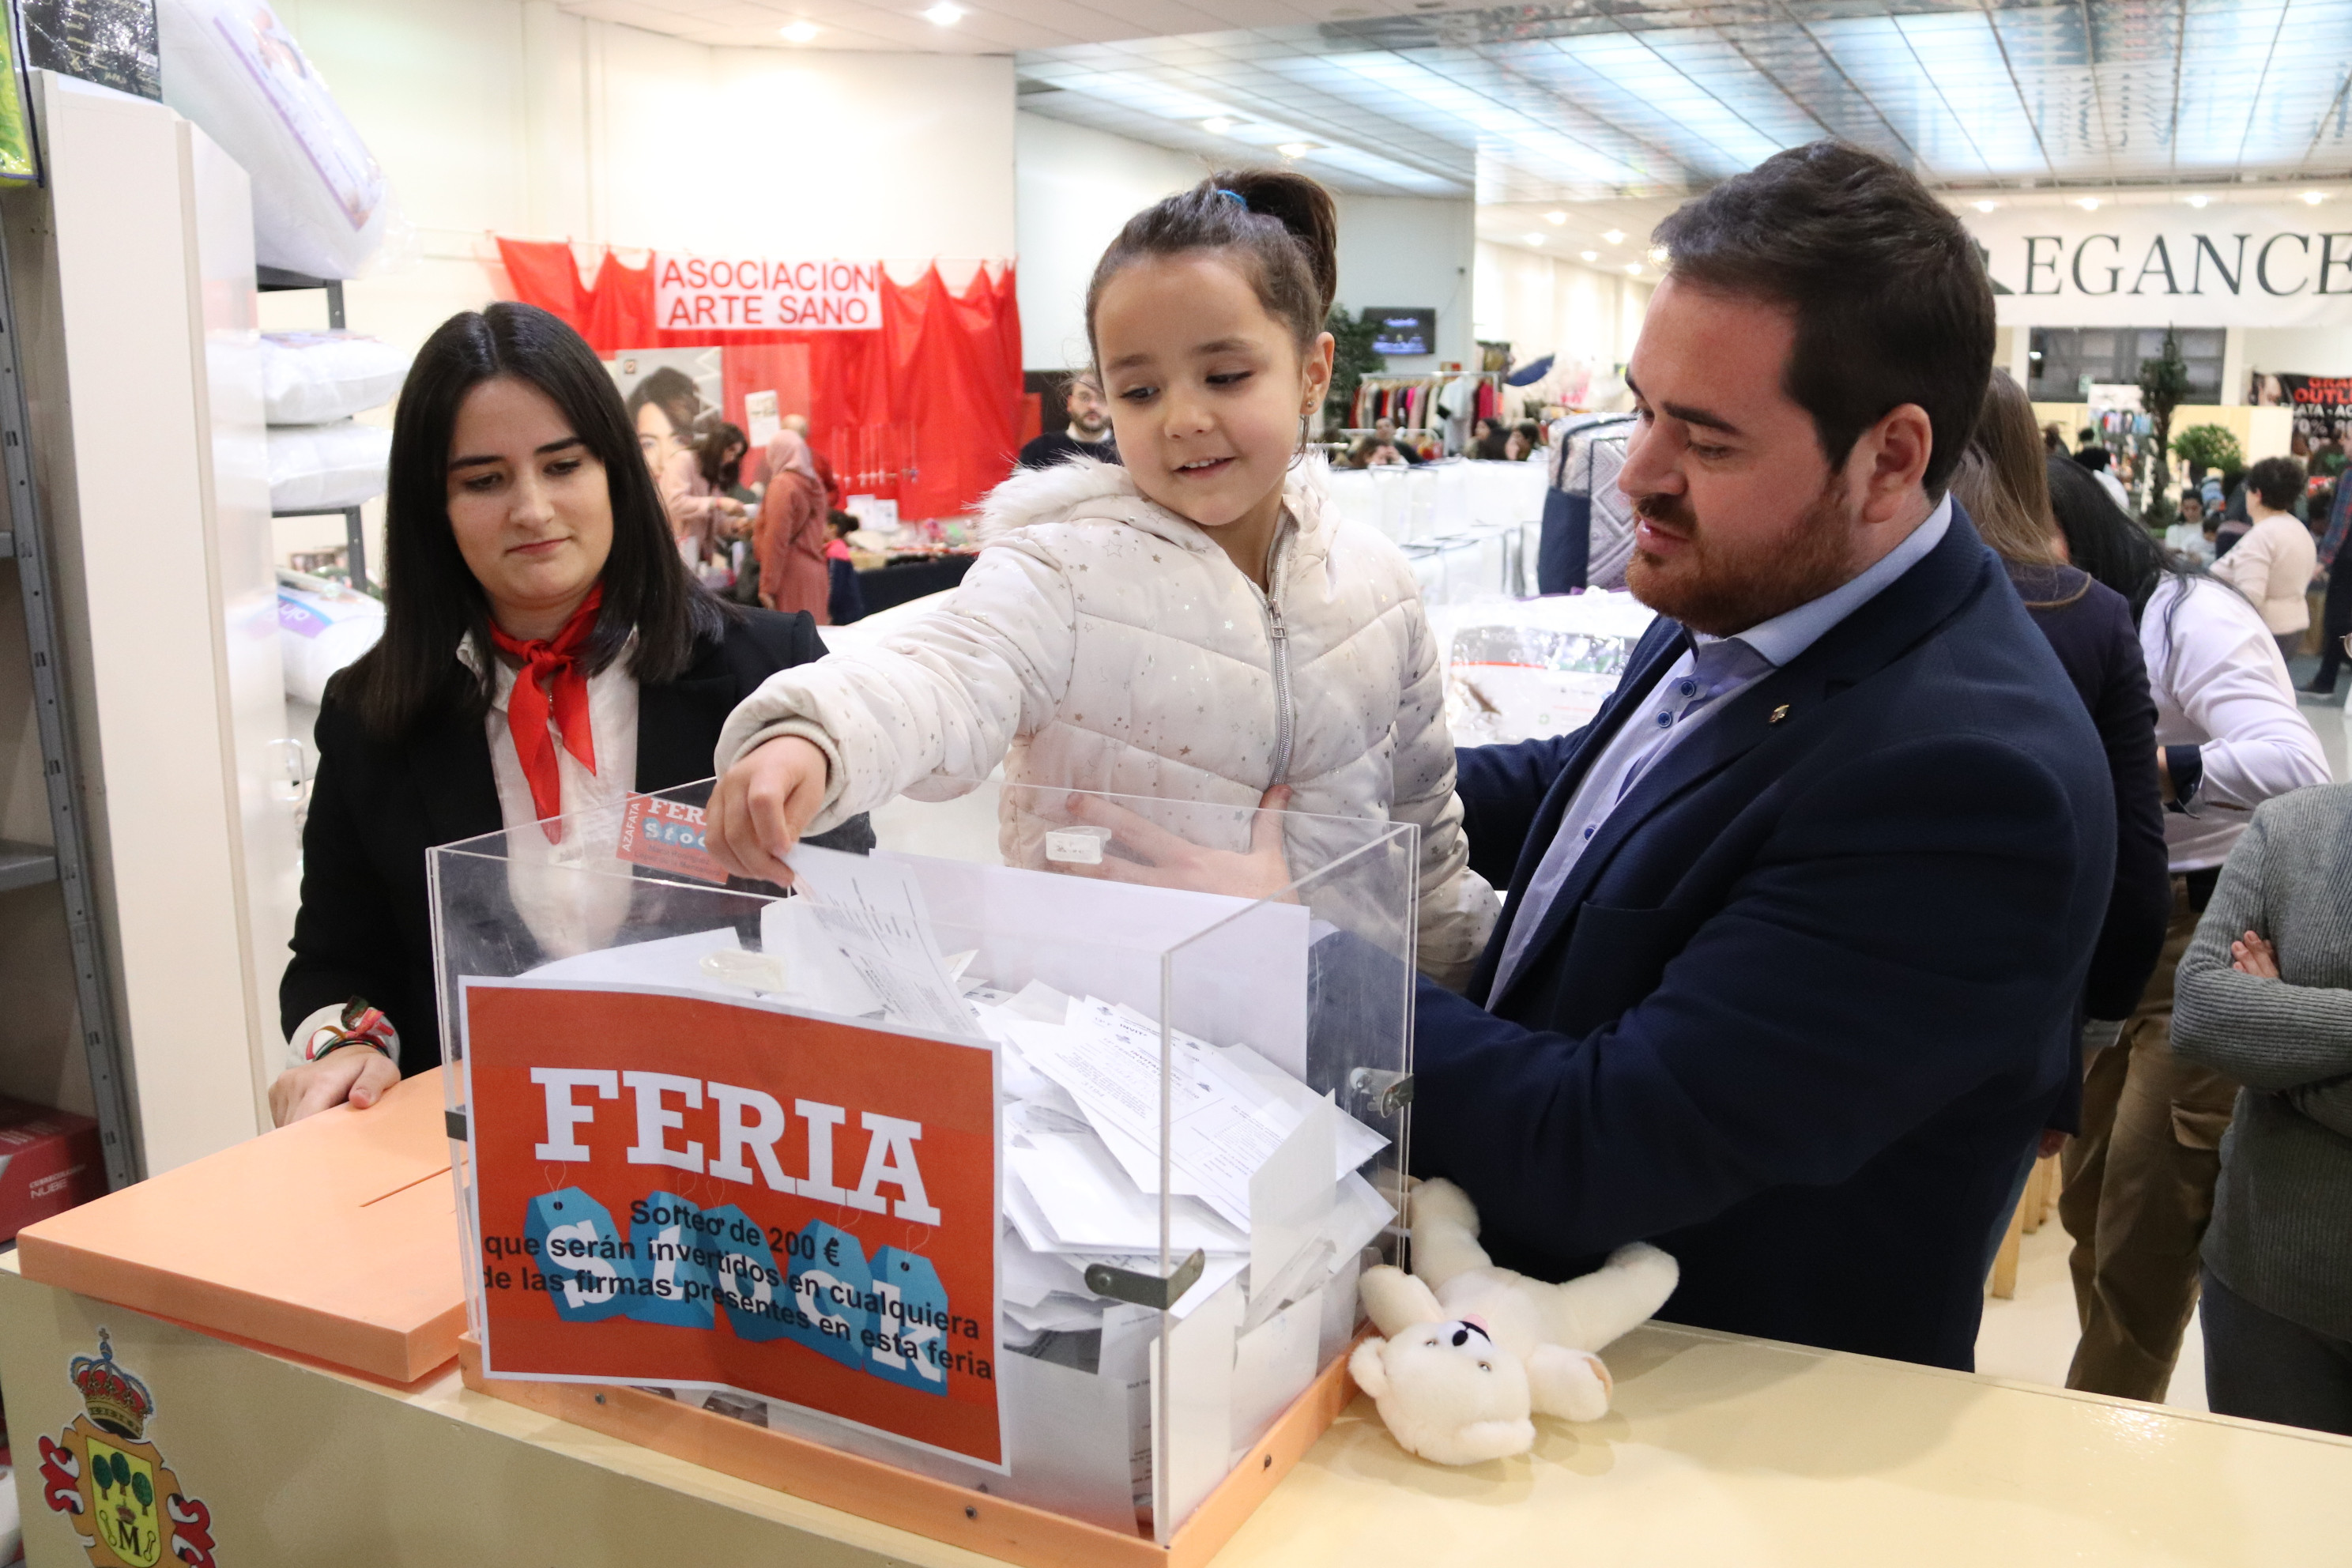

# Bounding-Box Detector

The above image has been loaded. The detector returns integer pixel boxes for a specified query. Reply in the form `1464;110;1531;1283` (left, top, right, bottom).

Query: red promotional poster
461;980;1003;1467
616;793;728;884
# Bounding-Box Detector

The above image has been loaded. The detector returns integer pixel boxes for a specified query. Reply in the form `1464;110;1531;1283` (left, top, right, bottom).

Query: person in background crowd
1506;420;1544;461
662;418;749;589
1374;414;1424;464
1016;375;1121;471
1949;371;2170;1183
2179;488;2205;533
1472;420;1511;461
825;510;866;627
2045;422;2070;456
2299;465;2352;695
2210;457;2316;667
756;428;831;622
1408;141;2113;1371
1345;434;1406;468
2044;454;2330;1402
704;420;755;505
2075;443;2132;512
270;303;859;1122
780;413;842;509
2169;784;2352;1436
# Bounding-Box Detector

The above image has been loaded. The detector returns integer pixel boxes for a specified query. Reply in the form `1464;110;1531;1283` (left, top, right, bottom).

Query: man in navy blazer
1410;143;2115;1371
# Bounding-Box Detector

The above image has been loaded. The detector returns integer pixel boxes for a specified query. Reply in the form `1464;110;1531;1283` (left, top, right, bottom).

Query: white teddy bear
1349;1178;1679;1465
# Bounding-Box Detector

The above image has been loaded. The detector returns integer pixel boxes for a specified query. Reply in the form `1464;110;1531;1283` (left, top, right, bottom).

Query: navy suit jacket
1412;508;2115;1370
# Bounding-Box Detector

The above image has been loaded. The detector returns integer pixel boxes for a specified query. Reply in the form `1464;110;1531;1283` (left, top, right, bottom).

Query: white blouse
284;641;642;1065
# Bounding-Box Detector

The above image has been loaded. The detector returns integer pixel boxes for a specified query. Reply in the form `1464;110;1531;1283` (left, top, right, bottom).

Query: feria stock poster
460;979;1005;1468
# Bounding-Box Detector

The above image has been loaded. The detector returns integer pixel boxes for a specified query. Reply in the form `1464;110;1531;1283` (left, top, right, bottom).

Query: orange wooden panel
459;1330;1363;1568
15;1069;465;1383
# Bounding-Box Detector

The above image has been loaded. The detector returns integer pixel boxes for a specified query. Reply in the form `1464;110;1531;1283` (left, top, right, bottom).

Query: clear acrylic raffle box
431;776;1414;1566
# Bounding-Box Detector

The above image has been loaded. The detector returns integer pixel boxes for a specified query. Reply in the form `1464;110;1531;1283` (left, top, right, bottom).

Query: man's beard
1624;474;1863;636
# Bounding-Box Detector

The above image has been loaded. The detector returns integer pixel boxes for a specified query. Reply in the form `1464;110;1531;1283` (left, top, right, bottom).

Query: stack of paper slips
967;979;1394;1346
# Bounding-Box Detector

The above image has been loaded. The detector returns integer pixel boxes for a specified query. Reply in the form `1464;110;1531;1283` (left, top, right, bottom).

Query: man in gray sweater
2172;784;2352;1434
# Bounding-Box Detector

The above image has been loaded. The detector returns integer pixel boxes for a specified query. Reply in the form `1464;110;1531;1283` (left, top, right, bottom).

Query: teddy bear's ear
1348;1338;1391;1399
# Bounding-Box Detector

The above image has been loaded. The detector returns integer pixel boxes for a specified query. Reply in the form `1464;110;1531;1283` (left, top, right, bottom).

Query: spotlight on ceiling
2186;193;2210;208
1579;250;1598;262
1973;199;1997;213
2076;197;2101;211
779;20;820;41
1624;262;1642;275
1200;117;1234;134
1647;246;1668;264
2303;190;2327;205
922;2;965;24
1524;233;1545;246
1602;229;1625;245
1544;211;1567;224
1276;141;1320;159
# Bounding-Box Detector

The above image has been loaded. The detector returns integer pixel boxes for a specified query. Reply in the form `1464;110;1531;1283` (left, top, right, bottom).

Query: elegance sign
1962;204;2352;328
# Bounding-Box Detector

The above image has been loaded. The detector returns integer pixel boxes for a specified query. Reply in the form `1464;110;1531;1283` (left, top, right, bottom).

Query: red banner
492;239;1021;523
462;982;1004;1467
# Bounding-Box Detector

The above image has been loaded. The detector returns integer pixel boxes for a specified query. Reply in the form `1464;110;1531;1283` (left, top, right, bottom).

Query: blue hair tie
1216;187;1248;207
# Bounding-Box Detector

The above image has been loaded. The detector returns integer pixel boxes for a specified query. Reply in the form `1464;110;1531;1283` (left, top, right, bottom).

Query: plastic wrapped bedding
276;572;383;704
268;420;390;511
262;331;409;424
157;0;405;279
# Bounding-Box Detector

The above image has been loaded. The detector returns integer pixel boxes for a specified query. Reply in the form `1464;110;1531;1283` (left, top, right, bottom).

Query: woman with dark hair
1949;370;2169;1069
625;366;699;476
269;303;859;1125
2211;456;2316;665
2042;451;2331;1404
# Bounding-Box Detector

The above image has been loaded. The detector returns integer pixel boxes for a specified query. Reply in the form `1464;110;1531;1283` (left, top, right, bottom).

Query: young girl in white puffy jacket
703;170;1498;987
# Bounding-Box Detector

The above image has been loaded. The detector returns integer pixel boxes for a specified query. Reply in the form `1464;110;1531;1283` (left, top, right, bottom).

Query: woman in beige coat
2211;456;2317;665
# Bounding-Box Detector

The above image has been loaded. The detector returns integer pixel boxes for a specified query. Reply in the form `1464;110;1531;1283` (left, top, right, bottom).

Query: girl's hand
1061;786;1295;903
2231;930;2281;979
268;1047;399;1127
707;735;830;885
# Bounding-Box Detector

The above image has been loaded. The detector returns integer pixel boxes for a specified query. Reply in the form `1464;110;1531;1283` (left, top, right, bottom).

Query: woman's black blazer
281;608;855;1076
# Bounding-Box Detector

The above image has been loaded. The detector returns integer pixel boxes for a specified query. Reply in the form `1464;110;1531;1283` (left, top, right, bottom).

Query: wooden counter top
4;1253;2343;1567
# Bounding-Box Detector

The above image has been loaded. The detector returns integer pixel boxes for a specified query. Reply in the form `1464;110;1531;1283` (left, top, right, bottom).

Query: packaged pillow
262;331;409;424
157;0;405;279
277;574;383;705
267;420;390;511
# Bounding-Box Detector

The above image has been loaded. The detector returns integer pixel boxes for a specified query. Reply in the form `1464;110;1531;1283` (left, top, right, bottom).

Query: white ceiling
553;0;1490;54
562;0;2352;219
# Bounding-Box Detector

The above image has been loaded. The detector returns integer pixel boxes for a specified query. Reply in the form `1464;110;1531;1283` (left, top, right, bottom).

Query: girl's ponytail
1085;168;1340;361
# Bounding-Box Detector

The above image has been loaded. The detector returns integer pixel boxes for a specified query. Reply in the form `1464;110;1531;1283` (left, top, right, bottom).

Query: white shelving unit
1;70;301;1182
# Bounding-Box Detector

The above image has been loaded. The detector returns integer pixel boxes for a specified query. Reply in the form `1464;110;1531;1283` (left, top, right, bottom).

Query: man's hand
706;735;831;884
2231;929;2281;979
1060;786;1295;902
268;1047;399;1127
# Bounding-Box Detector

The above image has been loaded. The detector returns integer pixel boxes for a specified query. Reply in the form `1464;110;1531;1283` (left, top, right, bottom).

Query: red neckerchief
487;585;603;841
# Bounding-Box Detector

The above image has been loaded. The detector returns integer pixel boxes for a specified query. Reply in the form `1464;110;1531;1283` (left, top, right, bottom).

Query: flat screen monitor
1364;307;1434;357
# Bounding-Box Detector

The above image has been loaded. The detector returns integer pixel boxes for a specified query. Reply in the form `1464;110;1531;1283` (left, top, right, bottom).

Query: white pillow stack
260;332;405;511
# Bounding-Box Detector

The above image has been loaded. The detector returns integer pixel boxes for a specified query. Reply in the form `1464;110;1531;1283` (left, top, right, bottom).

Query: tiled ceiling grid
1012;0;2352;204
560;0;2352;213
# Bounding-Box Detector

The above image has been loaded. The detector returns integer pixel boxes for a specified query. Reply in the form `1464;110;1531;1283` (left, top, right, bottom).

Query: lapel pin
1768;704;1791;724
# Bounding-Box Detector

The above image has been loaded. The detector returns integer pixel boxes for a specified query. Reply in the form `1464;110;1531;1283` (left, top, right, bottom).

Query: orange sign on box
462;981;1003;1468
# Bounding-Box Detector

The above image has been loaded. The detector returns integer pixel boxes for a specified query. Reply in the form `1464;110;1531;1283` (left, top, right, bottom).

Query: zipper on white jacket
1258;526;1295;786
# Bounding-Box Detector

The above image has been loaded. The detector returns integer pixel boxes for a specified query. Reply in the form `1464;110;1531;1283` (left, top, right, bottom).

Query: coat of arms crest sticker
33;1329;217;1568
